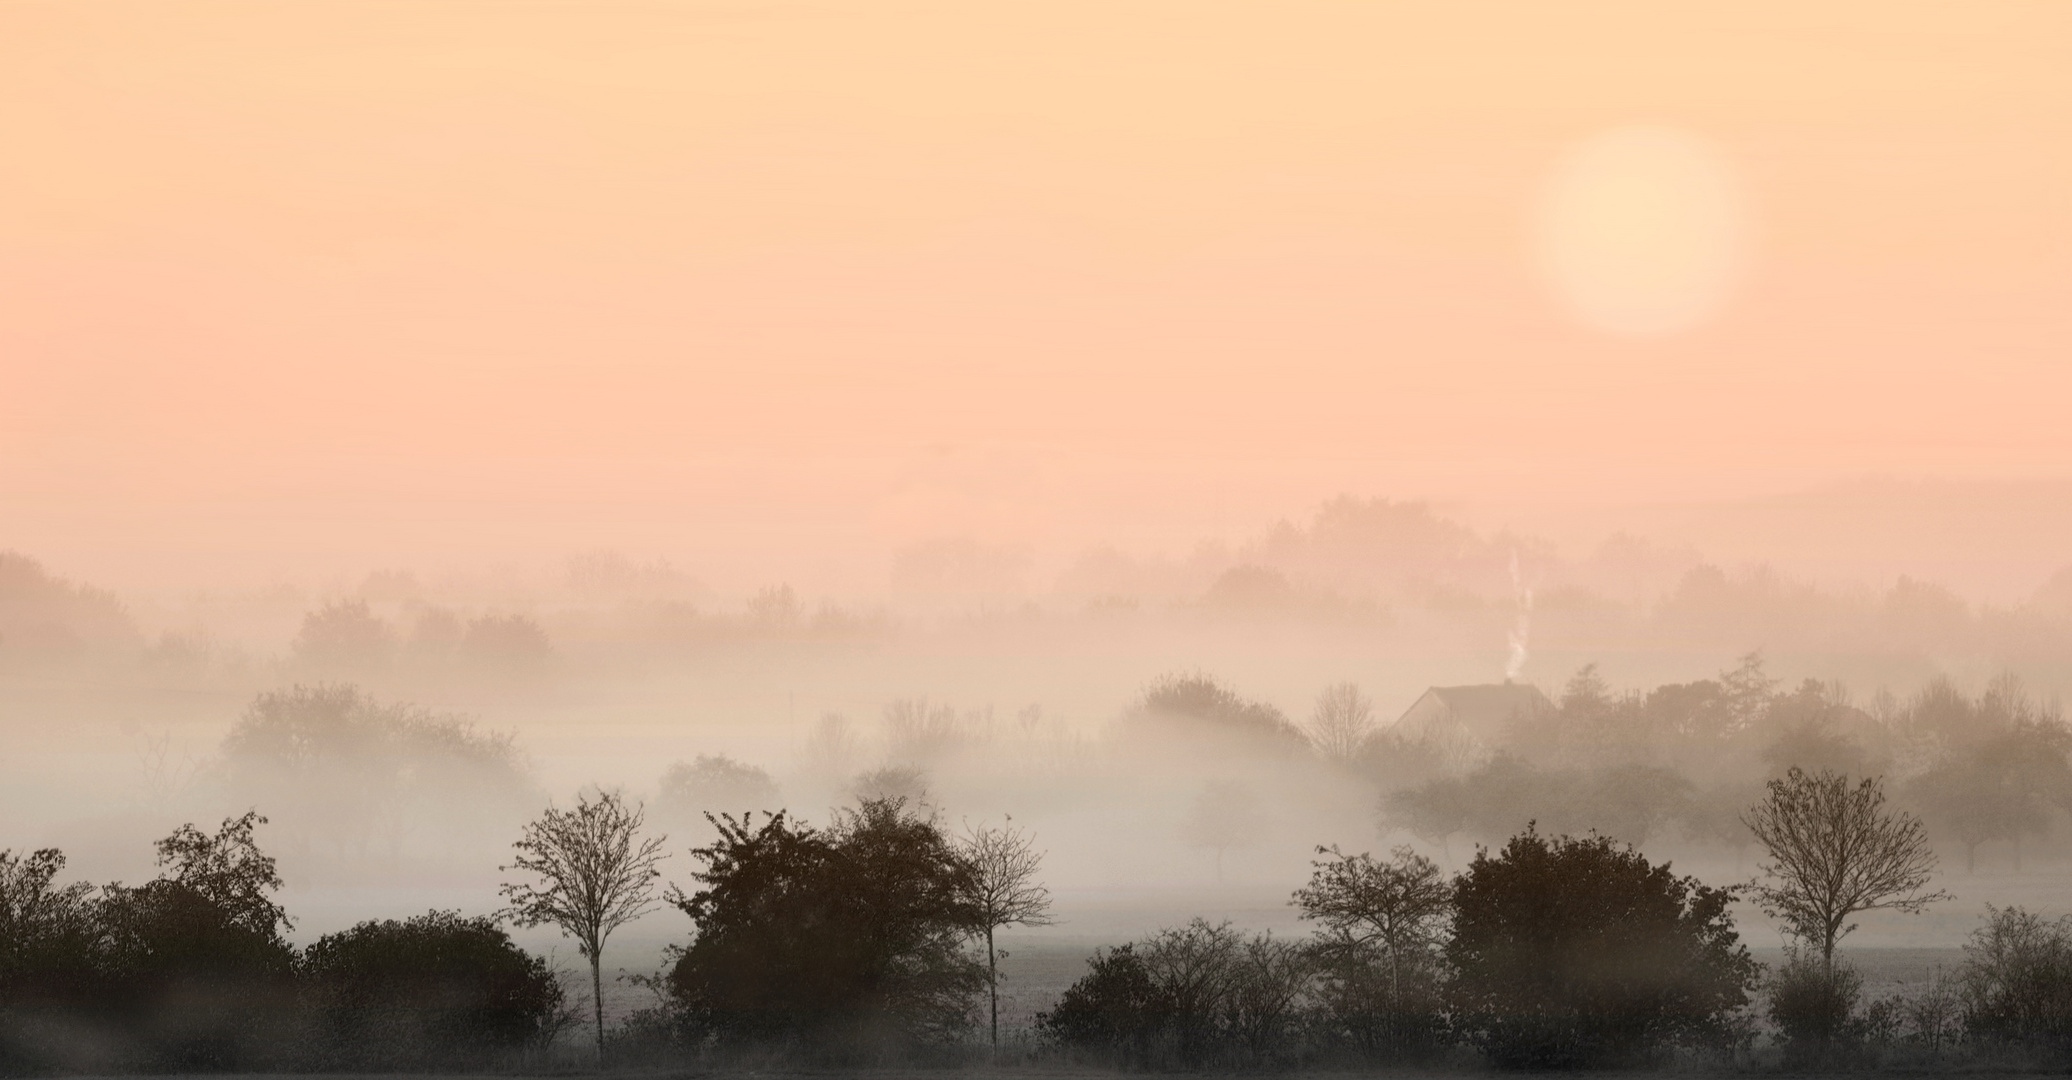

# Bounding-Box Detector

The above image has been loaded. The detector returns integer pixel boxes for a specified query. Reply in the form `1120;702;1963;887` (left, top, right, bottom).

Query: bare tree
1308;682;1376;765
1743;767;1947;972
1292;845;1450;1032
959;818;1056;1049
501;790;667;1062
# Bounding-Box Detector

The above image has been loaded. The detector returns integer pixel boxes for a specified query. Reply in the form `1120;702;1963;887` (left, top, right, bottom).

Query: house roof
1398;682;1553;734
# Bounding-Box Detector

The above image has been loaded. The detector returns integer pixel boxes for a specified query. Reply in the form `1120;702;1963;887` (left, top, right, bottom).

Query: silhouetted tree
1293;845;1448;1055
501;791;667;1062
95;813;298;1070
665;798;983;1059
957;819;1054;1049
1447;828;1758;1067
1744;768;1946;972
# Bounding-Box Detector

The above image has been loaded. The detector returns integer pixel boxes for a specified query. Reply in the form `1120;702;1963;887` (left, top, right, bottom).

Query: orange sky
3;2;2068;588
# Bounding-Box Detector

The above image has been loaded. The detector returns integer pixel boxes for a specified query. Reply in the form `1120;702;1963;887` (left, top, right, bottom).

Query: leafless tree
1744;767;1947;972
1308;682;1376;765
959;818;1056;1049
500;790;667;1062
1292;845;1450;1015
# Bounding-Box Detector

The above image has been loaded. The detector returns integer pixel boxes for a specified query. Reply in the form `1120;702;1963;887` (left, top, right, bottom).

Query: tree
957;819;1055;1049
1182;779;1265;881
0;847;99;1012
500;790;667;1062
1307;682;1375;765
1292;845;1449;1054
1447;828;1758;1067
96;813;299;1070
666;799;983;1059
659;755;779;816
150;810;291;941
1743;768;1947;972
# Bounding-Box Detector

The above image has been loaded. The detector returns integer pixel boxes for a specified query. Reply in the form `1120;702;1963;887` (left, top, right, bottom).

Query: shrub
1036;944;1171;1065
1446;827;1758;1068
1767;949;1865;1067
1960;906;2072;1058
1040;922;1318;1070
299;910;567;1068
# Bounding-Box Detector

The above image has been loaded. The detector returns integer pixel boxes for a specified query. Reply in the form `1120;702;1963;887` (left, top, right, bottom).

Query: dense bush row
0;817;568;1075
1041;830;1757;1070
1040;835;2072;1072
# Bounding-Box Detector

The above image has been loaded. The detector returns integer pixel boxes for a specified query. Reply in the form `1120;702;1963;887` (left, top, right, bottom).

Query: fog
9;491;2072;965
6;2;2071;1068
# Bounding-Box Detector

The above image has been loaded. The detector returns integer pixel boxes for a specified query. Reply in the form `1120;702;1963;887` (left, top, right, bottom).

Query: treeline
1371;657;2072;873
3;791;1051;1074
0;815;570;1075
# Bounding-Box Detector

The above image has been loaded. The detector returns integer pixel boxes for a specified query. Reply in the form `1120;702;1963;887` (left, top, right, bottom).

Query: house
1391;682;1553;764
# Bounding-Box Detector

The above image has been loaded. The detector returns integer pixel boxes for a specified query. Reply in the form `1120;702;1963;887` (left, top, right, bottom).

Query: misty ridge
10;497;2072;683
10;494;2072;1074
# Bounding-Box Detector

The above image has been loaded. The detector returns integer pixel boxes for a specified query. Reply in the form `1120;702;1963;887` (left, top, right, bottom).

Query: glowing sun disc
1536;126;1749;338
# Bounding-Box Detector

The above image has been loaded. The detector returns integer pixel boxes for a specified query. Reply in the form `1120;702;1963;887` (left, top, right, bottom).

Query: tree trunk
592;952;605;1065
987;926;1000;1051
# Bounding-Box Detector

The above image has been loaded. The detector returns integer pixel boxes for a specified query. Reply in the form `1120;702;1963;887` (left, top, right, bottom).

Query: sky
3;1;2068;592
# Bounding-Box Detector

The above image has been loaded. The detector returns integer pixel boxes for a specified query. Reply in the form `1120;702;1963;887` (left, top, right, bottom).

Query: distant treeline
1370;656;2071;874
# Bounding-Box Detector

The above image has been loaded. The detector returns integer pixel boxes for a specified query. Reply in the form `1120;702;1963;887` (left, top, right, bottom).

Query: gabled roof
1397;682;1553;735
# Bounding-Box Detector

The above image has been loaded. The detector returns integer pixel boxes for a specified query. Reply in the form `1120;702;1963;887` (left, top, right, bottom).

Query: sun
1535;126;1750;338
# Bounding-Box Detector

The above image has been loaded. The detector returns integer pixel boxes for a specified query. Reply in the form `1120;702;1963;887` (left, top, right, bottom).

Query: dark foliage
299;910;566;1068
1766;949;1866;1067
1446;828;1758;1068
1959;906;2072;1059
663;797;984;1060
1036;944;1171;1066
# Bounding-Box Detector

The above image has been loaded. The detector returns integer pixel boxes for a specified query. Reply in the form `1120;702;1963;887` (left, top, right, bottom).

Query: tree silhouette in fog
663;798;983;1060
501;790;667;1063
1306;682;1376;766
957;819;1054;1049
219;684;534;868
1744;767;1946;971
1446;828;1757;1068
1127;672;1307;751
1182;779;1265;881
1294;845;1448;1056
292;600;395;672
656;754;780;830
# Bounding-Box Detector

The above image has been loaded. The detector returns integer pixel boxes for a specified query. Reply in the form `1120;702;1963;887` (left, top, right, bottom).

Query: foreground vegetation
12;665;2072;1073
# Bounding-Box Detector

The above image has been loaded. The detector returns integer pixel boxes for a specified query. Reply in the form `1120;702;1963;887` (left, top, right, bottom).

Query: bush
299;910;567;1068
1446;827;1758;1068
1960;906;2072;1058
1767;949;1865;1067
1036;944;1171;1066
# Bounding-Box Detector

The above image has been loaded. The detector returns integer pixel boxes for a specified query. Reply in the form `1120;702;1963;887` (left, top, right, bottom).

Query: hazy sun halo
1536;126;1749;339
